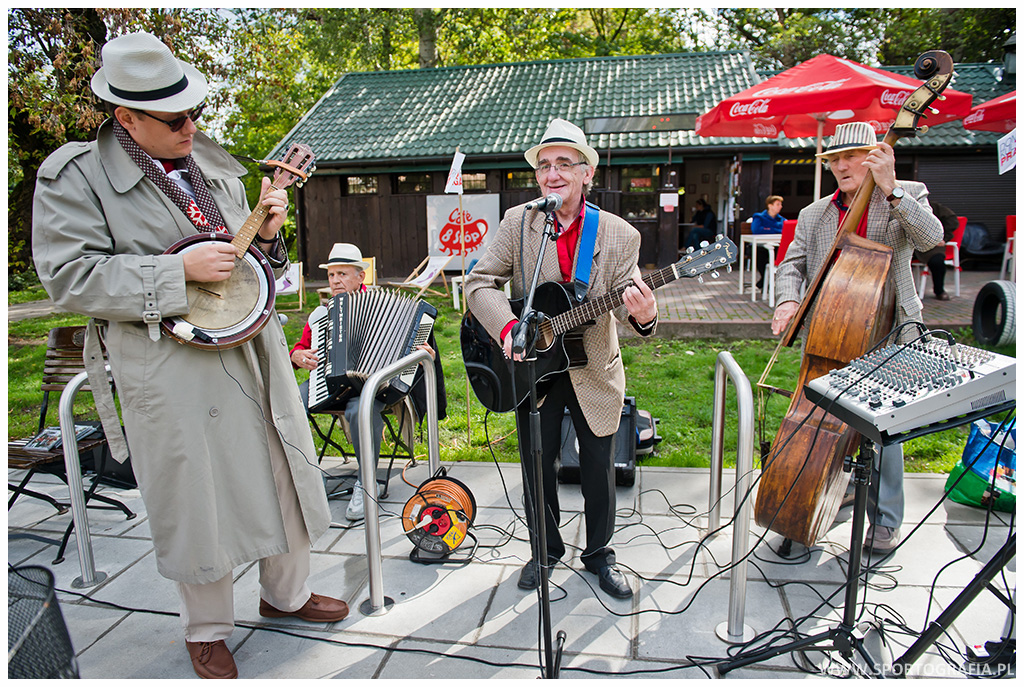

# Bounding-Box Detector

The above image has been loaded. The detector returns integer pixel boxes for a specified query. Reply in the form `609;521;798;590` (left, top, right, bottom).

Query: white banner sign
997;129;1016;175
445;151;465;194
426;194;500;262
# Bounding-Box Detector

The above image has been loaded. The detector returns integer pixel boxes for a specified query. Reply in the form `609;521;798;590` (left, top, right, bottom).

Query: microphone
524;193;563;212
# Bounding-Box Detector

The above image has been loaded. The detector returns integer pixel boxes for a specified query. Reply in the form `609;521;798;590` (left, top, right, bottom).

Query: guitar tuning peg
919;125;930;135
929;107;940;115
726;265;733;273
699;240;709;248
697;275;705;284
937;94;947;101
710;270;720;279
685;246;694;254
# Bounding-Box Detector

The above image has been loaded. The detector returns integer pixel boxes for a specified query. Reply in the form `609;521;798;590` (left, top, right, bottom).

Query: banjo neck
230;185;278;259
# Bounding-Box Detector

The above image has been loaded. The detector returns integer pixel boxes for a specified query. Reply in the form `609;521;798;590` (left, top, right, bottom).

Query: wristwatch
886;186;905;204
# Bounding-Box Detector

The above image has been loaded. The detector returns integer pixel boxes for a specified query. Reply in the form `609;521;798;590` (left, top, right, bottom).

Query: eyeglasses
132;102;206;132
535;161;587;175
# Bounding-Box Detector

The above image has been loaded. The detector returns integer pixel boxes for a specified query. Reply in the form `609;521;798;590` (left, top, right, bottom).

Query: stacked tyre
972;280;1016;346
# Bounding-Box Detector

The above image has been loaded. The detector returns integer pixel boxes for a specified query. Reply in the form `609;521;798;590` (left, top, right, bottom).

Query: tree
8;8;236;276
696;8;1016;70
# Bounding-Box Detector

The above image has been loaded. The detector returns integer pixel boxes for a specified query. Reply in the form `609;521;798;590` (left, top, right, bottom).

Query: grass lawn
8;286;1013;475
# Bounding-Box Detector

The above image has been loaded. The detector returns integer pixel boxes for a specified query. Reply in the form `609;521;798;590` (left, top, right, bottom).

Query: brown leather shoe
259;593;349;623
186;640;237;679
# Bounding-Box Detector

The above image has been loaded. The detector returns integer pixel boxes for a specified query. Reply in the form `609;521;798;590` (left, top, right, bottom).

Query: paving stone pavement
8;462;1015;680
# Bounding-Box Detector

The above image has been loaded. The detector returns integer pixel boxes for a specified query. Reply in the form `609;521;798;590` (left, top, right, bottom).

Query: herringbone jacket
464;203;653;436
776;182;943;326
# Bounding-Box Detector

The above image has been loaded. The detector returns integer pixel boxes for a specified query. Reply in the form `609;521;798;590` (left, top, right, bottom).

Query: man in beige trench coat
32;32;347;679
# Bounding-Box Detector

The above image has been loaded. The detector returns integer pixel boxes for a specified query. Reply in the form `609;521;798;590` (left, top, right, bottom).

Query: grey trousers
867;443;904;529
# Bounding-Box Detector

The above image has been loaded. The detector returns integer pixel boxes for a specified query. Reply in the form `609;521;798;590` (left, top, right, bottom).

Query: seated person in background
913;201;959;301
685;198;718;250
751;195;786;290
291;242;447;520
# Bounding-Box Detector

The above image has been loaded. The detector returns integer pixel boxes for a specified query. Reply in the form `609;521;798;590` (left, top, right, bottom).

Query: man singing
464;118;658;599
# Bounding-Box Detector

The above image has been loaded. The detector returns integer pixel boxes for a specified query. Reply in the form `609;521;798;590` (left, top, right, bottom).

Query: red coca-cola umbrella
962;90;1016;132
696;53;973;197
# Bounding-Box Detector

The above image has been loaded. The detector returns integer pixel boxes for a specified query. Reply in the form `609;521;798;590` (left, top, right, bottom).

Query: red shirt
500;200;586;343
832;189;869;238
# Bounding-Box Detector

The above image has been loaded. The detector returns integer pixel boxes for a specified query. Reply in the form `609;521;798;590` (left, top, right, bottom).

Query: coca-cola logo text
730;99;771;117
879;89;911;108
964;109;985;125
752;123;779;137
752;78;850;97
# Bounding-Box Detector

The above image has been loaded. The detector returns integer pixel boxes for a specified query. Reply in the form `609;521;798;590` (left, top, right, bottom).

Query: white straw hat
319;243;369;271
524;118;599;169
815;122;880;159
91;32;208;112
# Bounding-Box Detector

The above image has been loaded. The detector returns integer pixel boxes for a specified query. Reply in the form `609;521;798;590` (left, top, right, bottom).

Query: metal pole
357;348;437;616
708;352;756;644
59;370;108;589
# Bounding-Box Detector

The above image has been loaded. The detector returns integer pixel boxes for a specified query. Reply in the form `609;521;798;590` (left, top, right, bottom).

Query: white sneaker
345;481;384;521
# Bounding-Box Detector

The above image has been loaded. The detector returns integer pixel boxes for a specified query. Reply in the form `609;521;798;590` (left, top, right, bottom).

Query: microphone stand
512;209;565;678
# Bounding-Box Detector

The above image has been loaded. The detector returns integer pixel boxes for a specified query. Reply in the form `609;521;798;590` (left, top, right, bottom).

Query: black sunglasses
132;102;206;132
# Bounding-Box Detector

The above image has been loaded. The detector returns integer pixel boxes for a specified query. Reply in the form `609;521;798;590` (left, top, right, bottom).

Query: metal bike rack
707;351;756;644
356;349;440;616
58;371;108;589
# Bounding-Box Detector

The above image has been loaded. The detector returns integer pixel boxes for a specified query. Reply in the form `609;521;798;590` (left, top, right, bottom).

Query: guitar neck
548;265;675;336
230;184;278;257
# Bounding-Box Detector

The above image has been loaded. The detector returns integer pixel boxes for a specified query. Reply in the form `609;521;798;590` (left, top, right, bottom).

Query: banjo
161;143;315;350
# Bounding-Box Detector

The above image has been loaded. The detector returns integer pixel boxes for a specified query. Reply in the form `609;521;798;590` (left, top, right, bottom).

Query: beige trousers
176;376;313;642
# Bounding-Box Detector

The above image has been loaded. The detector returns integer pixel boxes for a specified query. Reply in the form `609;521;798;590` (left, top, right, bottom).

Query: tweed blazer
776;181;943;326
464;203;654;437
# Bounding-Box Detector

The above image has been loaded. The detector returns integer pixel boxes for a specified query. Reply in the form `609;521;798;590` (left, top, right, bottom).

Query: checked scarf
113;120;227;233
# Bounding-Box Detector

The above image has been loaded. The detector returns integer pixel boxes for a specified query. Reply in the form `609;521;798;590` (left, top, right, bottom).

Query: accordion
307;289;437;413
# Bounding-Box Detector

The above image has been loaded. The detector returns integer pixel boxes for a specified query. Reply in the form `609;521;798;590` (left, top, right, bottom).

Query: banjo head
162;234;276;349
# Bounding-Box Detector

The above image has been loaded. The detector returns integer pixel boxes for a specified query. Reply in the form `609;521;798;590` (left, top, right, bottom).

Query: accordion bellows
308;289;437;412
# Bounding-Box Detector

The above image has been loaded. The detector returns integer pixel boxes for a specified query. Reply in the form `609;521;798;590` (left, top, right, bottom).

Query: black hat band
108;74;189;102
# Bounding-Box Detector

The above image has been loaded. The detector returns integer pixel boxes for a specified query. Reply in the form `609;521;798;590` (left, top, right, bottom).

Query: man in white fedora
772;121;942;555
290;242;446;521
464;118;658;600
32;32;348;679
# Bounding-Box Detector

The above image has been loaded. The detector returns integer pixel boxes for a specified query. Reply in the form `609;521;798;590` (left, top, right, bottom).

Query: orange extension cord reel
401;468;478;564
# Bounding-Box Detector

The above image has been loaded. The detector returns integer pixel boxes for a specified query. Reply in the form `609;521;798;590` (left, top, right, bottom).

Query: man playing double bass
771;122;943;554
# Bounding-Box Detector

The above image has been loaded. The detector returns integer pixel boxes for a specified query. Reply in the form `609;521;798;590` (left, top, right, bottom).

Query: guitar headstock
672;234;738;281
891;50;955;137
268;143;316;190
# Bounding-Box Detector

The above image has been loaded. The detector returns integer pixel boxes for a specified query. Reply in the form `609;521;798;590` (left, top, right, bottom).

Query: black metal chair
309;395;419;500
8;326;136;563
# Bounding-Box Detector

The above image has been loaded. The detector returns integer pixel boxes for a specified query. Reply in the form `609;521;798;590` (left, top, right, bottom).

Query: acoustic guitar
161;143;315;350
461;236;737;413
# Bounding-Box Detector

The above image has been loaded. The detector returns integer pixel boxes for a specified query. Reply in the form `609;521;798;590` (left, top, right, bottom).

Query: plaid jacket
464;203;653;436
776;181;943;326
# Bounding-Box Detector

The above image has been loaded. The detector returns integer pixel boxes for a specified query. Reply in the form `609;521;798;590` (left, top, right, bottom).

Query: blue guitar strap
572;201;600;303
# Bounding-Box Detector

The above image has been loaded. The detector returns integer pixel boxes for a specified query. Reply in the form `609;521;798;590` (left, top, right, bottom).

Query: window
620;166;657;221
462;172;487;191
346;175;377;195
506;170;536;190
396;173;431;194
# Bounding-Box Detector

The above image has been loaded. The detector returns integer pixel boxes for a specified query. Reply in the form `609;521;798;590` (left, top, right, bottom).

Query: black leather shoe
592;564;632;599
517;559;540;590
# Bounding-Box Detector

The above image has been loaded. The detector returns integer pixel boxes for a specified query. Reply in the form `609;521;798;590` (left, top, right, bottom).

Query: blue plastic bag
945;418;1015;512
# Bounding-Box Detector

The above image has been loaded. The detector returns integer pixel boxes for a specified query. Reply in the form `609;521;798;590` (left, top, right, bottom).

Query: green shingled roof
273;52;1011;166
272;51;762;165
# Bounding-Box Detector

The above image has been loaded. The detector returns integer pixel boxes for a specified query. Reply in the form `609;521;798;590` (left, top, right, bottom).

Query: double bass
753;51;957;547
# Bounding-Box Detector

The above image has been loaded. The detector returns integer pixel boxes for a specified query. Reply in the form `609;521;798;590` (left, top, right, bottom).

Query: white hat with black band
319;243;370;271
91;32;207;112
